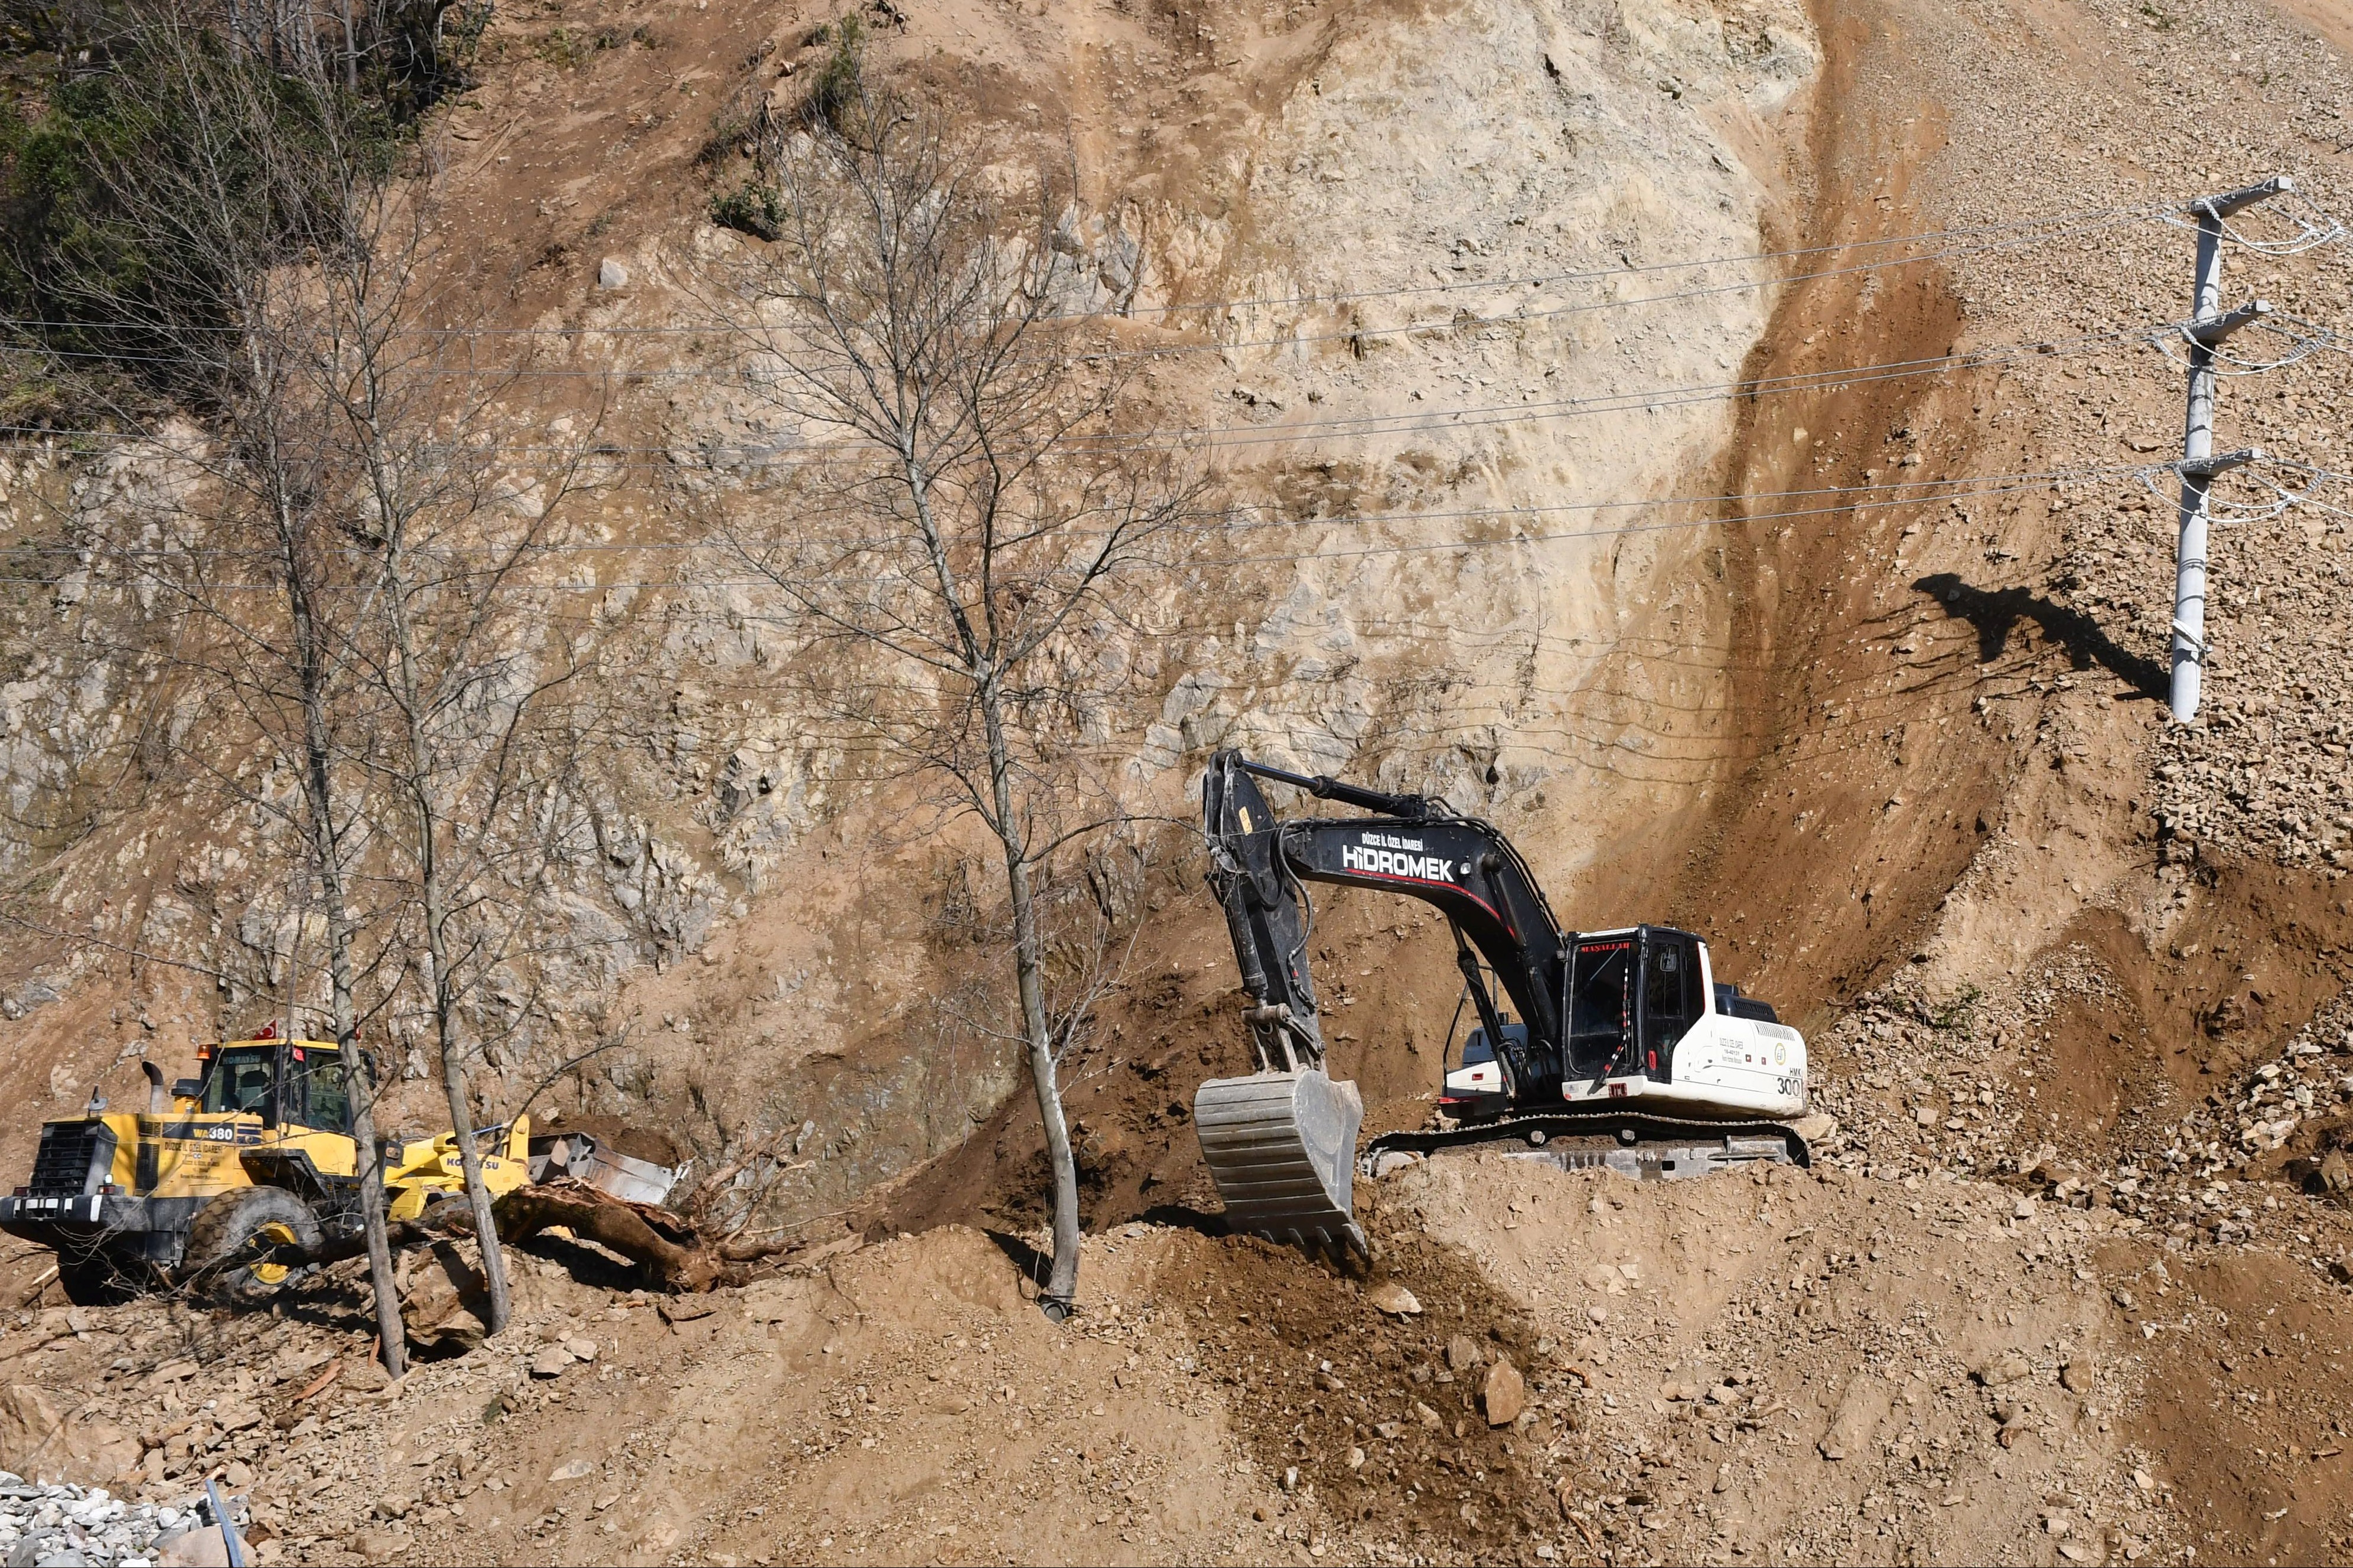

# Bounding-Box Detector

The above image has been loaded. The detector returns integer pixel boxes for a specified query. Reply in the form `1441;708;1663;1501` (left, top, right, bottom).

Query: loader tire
184;1187;321;1306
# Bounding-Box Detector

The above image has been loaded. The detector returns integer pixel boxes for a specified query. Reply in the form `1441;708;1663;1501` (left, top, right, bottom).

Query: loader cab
197;1044;279;1120
1565;926;1706;1081
188;1039;359;1134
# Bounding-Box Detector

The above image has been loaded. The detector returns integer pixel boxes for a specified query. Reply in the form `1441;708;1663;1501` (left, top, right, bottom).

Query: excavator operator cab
1567;926;1707;1082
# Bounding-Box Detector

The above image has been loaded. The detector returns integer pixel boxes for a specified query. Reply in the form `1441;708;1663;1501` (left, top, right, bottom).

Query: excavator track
1363;1109;1808;1182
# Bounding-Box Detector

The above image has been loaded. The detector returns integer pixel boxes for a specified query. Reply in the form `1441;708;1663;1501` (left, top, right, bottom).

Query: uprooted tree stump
252;1178;799;1295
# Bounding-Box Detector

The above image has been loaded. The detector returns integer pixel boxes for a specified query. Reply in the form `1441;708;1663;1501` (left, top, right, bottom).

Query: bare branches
6;9;623;1364
692;67;1204;1313
696;90;1201;856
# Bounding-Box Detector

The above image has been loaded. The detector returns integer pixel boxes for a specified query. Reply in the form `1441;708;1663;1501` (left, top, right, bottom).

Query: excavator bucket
1194;1067;1367;1257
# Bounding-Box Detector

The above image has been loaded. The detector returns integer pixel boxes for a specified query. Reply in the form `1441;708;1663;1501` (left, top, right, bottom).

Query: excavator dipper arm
1201;754;1325;1075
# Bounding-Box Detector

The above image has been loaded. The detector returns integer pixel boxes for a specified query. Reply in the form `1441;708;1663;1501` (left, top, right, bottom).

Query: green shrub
802;13;863;129
0;9;468;409
1921;983;1983;1038
710;181;783;241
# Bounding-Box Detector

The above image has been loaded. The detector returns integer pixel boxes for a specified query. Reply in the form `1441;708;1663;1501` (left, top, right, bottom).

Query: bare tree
697;70;1204;1313
347;382;604;1340
6;6;636;1349
20;9;506;1372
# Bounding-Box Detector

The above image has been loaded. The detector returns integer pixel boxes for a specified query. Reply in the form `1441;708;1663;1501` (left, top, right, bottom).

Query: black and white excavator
1194;749;1811;1255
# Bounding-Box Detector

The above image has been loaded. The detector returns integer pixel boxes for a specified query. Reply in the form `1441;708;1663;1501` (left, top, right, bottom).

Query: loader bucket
1194;1068;1367;1257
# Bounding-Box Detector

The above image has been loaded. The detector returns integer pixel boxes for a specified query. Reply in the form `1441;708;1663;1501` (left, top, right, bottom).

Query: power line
0;197;2205;346
11;461;2181;591
0;318;2192;471
0;228;2192;380
0;462;2156;560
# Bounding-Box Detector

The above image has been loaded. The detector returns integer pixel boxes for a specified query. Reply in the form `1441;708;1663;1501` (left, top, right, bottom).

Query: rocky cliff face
0;0;1820;1213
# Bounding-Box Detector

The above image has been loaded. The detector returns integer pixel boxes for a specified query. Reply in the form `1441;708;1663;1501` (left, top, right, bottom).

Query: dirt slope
4;0;2353;1559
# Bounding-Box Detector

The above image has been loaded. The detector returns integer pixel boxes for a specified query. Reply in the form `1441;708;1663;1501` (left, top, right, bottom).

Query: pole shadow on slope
1911;572;2170;700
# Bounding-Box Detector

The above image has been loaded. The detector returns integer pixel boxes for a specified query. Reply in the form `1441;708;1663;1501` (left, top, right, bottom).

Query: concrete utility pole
2169;175;2292;724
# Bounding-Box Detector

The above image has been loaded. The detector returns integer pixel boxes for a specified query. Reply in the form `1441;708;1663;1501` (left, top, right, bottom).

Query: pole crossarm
2182;299;2271;345
2178;446;2263;481
2190;174;2295;222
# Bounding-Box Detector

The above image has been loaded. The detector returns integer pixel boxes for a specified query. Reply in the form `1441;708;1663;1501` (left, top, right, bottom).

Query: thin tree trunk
321;882;404;1382
981;677;1080;1309
422;944;514;1334
385;567;513;1335
281;866;305;1039
290;563;406;1381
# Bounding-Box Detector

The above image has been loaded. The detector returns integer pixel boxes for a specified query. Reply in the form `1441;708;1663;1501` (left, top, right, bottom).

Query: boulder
157;1526;232;1567
0;1386;139;1480
0;1384;67;1474
1975;1350;2031;1387
1481;1359;1526;1427
400;1242;493;1354
342;1358;392;1394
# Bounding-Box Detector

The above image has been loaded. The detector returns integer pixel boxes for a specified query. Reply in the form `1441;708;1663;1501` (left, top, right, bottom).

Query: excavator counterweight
1192;749;1810;1255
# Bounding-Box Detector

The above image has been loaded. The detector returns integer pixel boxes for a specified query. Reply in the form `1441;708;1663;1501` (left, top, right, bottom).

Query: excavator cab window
1641;933;1702;1076
1566;939;1635;1075
200;1046;278;1122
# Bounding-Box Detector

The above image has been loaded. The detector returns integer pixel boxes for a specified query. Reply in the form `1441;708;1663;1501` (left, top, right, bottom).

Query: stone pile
1814;964;2353;1279
0;1476;216;1568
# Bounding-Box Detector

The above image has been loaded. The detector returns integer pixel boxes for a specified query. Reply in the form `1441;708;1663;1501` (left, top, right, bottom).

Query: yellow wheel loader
1;1031;532;1305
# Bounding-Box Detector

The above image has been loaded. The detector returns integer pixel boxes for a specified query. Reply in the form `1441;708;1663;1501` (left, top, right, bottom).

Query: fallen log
444;1178;730;1292
246;1179;806;1293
